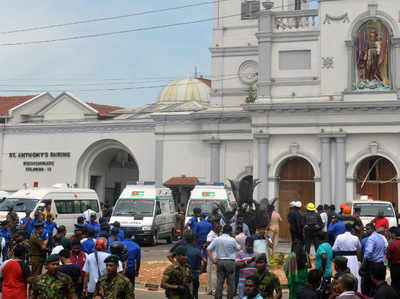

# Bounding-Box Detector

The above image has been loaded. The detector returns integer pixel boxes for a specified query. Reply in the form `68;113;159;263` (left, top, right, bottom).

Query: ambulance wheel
172;229;178;241
166;230;173;244
151;231;158;246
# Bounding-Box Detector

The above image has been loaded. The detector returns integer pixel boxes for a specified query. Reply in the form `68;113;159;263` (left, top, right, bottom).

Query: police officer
161;245;193;299
6;205;19;234
185;208;201;231
122;230;141;288
94;255;135;299
32;254;75;299
29;221;48;276
8;229;30;264
192;213;211;257
112;221;124;241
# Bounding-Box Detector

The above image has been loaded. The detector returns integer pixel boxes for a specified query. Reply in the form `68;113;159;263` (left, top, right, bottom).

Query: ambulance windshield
0;198;39;212
113;199;154;217
187;200;227;216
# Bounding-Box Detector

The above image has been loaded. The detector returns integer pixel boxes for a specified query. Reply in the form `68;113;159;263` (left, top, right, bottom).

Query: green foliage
245;85;256;103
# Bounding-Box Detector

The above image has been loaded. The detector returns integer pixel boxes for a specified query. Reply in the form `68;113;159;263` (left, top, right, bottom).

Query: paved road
136;288;290;298
138;240;293;298
140;239;293;262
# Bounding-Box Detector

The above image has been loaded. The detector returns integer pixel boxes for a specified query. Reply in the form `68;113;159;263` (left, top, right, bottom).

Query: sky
0;1;214;108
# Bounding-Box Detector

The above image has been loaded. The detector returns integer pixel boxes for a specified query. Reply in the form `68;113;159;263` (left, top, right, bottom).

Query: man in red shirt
387;227;400;294
373;210;389;230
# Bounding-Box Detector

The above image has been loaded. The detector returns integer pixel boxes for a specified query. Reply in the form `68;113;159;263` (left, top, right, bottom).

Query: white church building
1;0;400;237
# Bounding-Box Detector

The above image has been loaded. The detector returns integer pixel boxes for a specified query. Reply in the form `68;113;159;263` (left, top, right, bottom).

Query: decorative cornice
155;129;252;136
244;100;400;113
4;121;155;134
209;46;258;58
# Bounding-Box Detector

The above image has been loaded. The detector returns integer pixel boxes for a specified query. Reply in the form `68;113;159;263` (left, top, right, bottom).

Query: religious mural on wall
354;19;391;91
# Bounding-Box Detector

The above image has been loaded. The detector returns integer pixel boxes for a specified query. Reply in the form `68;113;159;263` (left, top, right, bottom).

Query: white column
209;140;221;183
335;136;346;206
256;5;273;99
255;134;269;200
320;136;331;205
155;140;164;187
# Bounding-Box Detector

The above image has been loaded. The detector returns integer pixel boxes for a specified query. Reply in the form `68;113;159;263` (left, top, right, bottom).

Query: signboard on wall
8;152;71;172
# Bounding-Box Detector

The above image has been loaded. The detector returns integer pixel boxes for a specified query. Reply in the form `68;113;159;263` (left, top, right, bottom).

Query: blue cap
25;209;32;214
112;221;120;228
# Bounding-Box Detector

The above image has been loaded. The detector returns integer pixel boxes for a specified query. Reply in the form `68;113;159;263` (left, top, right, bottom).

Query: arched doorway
355;156;398;205
278;157;315;239
76;139;139;205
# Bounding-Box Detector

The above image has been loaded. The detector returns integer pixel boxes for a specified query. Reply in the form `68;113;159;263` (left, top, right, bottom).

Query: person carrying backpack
304;203;323;255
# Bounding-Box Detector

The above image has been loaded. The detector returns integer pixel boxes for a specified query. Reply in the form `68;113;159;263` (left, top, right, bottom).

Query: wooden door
278;157;315;239
356;156;398;205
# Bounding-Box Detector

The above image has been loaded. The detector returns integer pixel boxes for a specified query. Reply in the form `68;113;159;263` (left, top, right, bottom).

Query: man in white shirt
318;205;328;232
206;222;221;295
82;237;122;297
83;207;95;223
207;224;241;299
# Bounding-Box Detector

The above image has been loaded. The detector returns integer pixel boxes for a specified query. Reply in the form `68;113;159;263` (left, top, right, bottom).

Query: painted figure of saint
354;20;390;91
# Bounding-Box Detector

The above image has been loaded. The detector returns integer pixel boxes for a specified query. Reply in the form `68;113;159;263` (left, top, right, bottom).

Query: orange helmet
343;206;351;214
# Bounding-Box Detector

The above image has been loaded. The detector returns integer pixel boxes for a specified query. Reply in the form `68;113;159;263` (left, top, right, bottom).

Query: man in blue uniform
184;231;204;299
112;222;125;241
85;212;100;236
44;214;58;251
122;229;141;295
82;228;96;254
20;209;35;239
193;213;212;257
185;208;201;231
0;221;11;261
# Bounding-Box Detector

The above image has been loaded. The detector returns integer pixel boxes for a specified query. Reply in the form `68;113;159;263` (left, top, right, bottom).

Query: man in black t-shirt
371;263;400;299
297;269;321;299
59;249;82;296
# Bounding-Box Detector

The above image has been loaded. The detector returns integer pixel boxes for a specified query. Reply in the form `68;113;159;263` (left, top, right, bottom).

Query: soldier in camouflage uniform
32;254;76;299
6;205;19;234
8;229;30;265
29;221;48;276
161;246;193;299
94;255;135;299
254;254;282;299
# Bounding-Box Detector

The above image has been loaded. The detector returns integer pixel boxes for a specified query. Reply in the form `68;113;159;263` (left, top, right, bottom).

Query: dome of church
157;78;211;103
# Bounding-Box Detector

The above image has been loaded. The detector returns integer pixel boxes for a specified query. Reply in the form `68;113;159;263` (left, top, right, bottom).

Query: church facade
0;0;400;237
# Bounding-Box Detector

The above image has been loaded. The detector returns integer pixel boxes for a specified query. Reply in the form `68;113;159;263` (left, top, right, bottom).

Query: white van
351;198;398;228
0;185;102;235
185;184;229;225
109;182;176;246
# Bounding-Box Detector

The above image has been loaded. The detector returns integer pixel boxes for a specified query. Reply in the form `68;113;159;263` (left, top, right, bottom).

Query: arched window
353;19;391;91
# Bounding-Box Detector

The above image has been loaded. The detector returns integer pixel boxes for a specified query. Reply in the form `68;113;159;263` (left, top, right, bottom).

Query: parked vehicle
0;184;101;235
185;183;229;224
351;197;398;227
109;182;176;246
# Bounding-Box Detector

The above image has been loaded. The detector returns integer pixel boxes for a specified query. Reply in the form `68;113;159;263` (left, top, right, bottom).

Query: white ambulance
109;182;176;246
351;195;398;227
0;184;101;235
185;183;229;225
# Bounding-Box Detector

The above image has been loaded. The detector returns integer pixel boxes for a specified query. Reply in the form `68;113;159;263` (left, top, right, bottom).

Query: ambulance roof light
127;181;137;185
144;181;155;185
213;183;224;186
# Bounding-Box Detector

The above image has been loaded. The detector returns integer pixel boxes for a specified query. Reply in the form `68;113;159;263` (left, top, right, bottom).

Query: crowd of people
164;207;283;299
164;202;400;299
286;201;400;299
0;203;140;299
